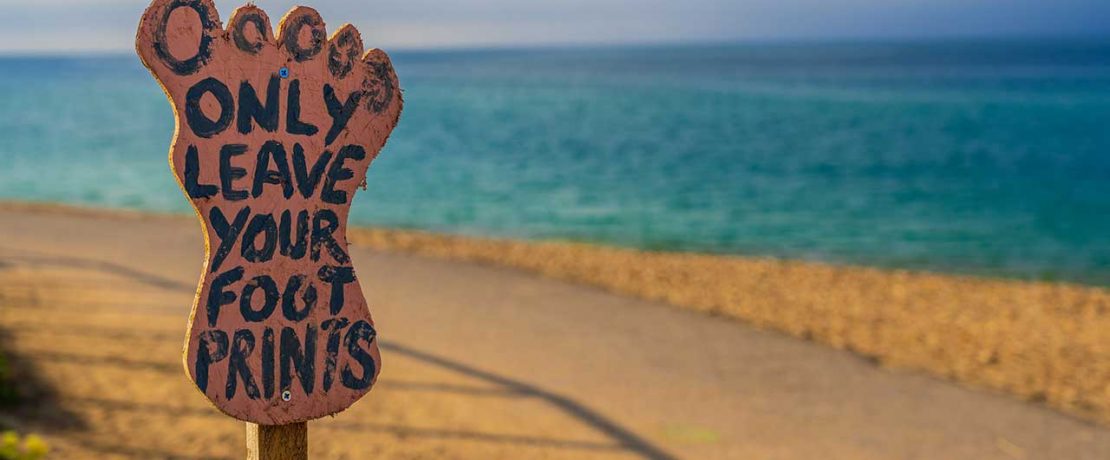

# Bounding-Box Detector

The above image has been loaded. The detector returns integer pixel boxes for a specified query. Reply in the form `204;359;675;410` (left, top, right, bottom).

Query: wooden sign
136;0;402;425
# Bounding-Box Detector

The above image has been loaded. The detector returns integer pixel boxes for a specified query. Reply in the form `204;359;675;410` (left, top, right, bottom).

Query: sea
1;40;1108;285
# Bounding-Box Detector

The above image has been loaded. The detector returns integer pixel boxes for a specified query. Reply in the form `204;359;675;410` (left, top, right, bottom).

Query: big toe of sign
137;0;402;425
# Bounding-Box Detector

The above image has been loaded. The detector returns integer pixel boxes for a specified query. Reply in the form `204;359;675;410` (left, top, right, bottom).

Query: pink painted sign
136;0;402;424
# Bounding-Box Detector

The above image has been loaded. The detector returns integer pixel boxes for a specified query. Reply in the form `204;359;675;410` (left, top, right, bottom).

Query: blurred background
0;1;1109;459
2;1;1109;283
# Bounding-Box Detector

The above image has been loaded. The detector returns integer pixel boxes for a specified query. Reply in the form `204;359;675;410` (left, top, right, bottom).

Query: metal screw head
279;67;290;78
281;390;292;401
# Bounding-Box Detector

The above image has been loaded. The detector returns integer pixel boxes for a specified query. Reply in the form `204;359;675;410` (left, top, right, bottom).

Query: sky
0;0;1108;53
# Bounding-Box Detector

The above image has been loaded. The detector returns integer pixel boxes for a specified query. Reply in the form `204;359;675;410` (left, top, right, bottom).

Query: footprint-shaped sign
136;0;402;424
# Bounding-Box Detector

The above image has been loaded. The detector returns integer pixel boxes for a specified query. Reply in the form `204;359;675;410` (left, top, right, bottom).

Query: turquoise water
1;41;1109;284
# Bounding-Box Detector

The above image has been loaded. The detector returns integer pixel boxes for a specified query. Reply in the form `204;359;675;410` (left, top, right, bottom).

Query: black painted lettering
282;274;317;321
219;144;249;201
318;265;355;315
227;329;261;400
205;267;244;327
262;327;275;399
286;80;319;136
241;213;277;263
240;274;279;322
323;85;362;146
291;144;332;198
209;206;250;273
185;77;234;138
252;141;294;199
279;210;309;260
184;145;217;199
321;145;366;205
194;329;228;393
238;75;280;134
280;323;318;395
342;320;377;390
321;317;350;392
311;209;349;264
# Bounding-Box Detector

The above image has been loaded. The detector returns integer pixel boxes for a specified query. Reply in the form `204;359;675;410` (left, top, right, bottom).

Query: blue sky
0;0;1108;52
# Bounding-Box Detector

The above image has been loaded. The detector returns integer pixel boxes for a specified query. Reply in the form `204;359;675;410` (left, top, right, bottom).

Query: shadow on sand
0;248;678;459
0;328;86;433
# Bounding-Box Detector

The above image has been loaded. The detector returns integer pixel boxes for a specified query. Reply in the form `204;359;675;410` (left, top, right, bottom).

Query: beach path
0;205;1107;459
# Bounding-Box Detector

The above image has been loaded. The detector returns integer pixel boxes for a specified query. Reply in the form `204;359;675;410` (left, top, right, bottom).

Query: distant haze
0;0;1108;53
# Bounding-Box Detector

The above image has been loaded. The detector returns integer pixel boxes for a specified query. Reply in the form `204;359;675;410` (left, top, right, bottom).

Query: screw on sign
134;0;402;457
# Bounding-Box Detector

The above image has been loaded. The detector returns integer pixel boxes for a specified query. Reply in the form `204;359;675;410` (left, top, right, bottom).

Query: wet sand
0;202;1108;459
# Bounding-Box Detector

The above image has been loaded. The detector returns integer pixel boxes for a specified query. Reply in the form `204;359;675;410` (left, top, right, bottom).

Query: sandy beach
1;202;1109;459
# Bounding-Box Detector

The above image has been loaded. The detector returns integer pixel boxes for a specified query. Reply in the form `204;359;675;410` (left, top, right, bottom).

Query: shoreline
3;200;1110;424
3;199;1098;288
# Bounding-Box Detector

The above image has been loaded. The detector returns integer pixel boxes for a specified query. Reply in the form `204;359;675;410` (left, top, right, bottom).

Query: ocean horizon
1;39;1108;285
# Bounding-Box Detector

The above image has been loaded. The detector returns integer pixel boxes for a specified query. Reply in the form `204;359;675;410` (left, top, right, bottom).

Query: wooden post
246;423;307;460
